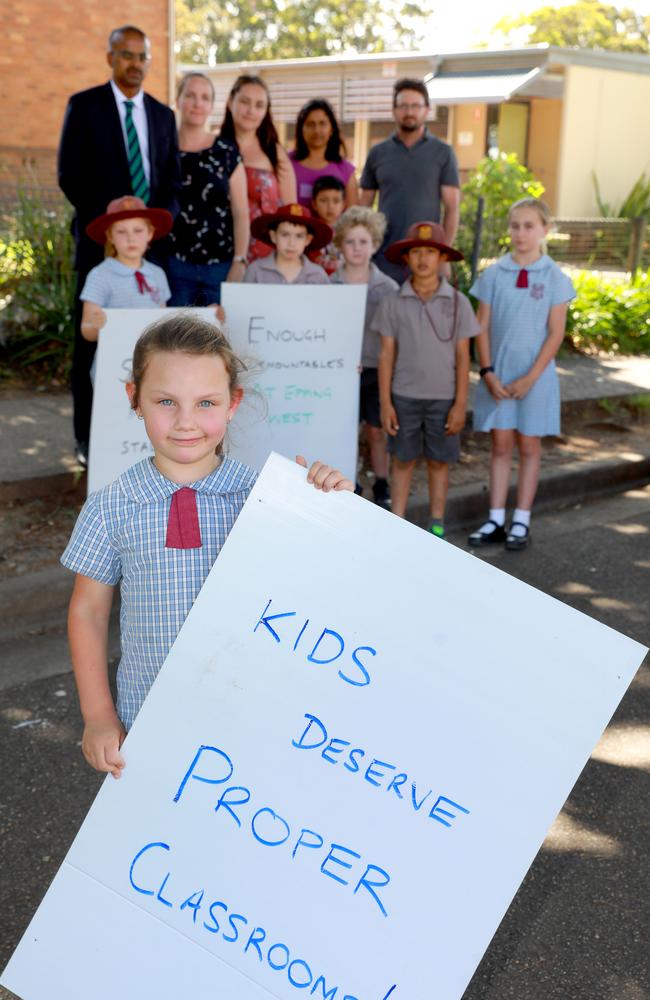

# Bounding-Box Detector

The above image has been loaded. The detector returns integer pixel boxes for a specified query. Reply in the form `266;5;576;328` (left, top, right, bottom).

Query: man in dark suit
58;24;181;464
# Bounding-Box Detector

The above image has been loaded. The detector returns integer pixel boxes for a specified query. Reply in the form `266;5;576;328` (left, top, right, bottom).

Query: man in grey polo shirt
359;78;460;282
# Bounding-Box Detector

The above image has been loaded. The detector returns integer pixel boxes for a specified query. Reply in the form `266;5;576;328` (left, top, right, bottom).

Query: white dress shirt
110;79;151;185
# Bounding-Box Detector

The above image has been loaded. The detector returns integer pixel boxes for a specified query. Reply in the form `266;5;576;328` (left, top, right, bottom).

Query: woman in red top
220;75;296;262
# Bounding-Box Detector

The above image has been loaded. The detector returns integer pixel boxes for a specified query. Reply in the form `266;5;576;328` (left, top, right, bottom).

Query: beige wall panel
451;104;487;171
556;64;650;215
498;103;528;163
527;99;562;212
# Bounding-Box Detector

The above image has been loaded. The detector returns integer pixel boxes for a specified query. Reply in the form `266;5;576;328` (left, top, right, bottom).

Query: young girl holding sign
468;198;575;551
79;196;173;356
62;313;352;778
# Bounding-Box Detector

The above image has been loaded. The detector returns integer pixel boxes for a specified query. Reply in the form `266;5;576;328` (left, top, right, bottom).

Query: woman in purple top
290;99;358;209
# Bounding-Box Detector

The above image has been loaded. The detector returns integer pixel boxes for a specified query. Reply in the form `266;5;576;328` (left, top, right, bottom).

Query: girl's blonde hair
333;206;387;251
130;314;245;418
104;218;154;258
508;197;551;226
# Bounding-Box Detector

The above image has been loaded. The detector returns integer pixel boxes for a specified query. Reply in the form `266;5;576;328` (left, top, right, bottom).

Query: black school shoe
468;520;506;547
372;477;391;509
505;523;531;551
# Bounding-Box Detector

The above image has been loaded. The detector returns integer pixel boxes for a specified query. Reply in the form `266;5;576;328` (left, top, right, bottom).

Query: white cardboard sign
87;286;365;494
3;454;646;1000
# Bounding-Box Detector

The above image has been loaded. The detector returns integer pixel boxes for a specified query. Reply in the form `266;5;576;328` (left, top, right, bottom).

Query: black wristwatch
479;366;495;378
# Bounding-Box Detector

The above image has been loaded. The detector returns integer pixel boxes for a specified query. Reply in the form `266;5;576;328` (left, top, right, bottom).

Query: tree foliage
176;0;434;64
492;0;650;52
456;153;545;269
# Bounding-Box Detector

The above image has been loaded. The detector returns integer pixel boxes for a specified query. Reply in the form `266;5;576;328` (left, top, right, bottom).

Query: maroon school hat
250;203;333;253
384;221;464;264
86;196;173;245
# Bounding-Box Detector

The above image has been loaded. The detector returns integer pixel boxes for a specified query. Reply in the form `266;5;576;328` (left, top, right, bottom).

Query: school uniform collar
258;254;313;280
330;262;385;287
399;276;453;300
102;257;151;277
118;456;250;504
497;253;549;272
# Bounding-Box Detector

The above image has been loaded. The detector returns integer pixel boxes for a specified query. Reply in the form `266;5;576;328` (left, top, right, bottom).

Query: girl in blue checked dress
468;198;574;551
62;314;353;779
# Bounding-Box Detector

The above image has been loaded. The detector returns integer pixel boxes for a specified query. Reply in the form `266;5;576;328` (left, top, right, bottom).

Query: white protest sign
87;307;215;494
3;454;646;1000
87;287;365;494
221;285;365;482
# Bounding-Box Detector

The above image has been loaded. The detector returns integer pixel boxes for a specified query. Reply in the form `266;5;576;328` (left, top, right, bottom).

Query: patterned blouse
168;136;242;265
246;165;281;262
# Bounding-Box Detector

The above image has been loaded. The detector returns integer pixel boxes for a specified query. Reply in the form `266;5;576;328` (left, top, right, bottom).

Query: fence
0;185;66;223
548;217;649;273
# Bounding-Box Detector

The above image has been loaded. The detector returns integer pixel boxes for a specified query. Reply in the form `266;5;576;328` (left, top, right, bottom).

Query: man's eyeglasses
395;102;427;111
114;50;150;63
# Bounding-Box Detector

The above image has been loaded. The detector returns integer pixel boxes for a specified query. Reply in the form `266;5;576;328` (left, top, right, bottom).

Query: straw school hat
86;195;173;245
384;221;464;264
250;203;333;253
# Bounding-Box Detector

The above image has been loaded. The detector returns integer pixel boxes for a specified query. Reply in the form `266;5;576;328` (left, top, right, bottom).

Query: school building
3;12;650;219
190;45;650;216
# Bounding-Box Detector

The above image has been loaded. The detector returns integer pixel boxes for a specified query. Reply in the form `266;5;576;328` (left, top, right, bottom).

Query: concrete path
2;354;650;498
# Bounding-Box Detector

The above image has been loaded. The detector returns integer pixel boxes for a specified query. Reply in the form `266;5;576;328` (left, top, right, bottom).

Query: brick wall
1;1;171;191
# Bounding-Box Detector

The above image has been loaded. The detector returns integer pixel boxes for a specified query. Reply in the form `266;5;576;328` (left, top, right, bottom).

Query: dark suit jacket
58;81;181;271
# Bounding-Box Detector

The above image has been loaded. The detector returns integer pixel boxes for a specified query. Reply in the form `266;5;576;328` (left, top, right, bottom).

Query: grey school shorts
388;395;460;463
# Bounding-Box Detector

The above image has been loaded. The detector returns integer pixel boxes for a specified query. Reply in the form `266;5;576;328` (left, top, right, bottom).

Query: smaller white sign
87;287;365;494
222;284;365;481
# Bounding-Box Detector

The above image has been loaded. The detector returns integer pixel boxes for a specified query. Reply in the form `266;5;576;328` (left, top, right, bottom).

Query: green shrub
456;153;545;282
566;270;650;355
592;170;650;218
0;191;75;379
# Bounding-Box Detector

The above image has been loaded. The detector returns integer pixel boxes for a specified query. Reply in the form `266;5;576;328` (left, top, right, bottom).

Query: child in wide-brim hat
244;203;331;284
372;219;479;539
384;220;464;266
80;196;173;364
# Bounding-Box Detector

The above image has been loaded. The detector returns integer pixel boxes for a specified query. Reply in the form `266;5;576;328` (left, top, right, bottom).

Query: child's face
270;221;312;260
340;224;375;268
508;206;548;257
312;188;345;225
108;217;153;264
405;245;445;279
130;350;243;482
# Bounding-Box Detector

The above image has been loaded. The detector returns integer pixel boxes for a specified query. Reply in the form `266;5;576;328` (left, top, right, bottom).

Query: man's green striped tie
124;100;150;203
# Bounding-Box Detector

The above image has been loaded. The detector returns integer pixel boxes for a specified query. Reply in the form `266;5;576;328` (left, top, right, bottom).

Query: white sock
510;508;531;538
477;508;505;534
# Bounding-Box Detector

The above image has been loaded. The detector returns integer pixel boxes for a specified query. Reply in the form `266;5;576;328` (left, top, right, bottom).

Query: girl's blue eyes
157;399;215;407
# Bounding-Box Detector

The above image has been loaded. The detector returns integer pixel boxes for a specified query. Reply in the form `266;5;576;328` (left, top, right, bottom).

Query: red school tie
165;488;202;549
135;270;153;295
516;268;528;289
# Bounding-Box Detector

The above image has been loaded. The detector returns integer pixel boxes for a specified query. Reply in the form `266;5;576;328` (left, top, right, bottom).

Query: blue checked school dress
61;456;257;729
470;254;575;436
